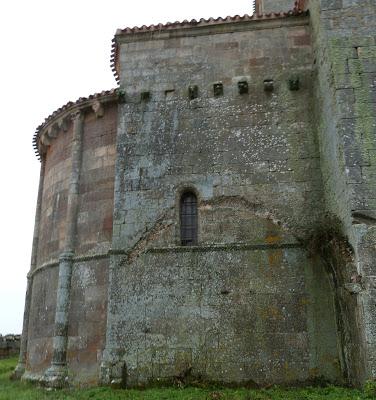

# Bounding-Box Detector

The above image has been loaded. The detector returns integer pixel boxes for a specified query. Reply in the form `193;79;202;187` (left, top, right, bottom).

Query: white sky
0;0;254;334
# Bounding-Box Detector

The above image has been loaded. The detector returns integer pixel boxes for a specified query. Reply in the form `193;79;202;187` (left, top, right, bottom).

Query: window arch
180;191;198;246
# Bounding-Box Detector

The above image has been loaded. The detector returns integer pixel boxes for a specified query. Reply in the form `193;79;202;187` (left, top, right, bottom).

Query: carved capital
70;109;84;139
70;110;82;122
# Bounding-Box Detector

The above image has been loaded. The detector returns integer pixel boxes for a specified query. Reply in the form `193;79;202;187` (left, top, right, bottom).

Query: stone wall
107;247;340;386
37;123;72;266
308;0;376;385
0;335;20;359
26;267;58;375
76;105;117;256
101;15;343;387
23;101;117;385
67;259;109;385
17;0;376;388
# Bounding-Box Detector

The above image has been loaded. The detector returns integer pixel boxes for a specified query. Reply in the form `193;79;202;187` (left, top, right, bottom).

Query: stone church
14;0;376;388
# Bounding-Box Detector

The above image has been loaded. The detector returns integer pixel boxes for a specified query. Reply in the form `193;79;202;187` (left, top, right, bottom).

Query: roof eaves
33;88;119;161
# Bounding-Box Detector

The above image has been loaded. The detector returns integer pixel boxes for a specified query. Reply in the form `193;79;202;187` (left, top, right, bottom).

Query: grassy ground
0;358;375;400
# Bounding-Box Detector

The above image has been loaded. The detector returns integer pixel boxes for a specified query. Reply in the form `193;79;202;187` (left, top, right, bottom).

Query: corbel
140;91;151;102
40;131;52;146
213;82;224;97
92;100;104;118
58;117;69;132
47;124;59;139
188;85;199;100
288;76;300;91
238;80;249;95
263;79;274;92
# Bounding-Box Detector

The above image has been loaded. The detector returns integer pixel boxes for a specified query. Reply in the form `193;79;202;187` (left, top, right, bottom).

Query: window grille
180;192;198;246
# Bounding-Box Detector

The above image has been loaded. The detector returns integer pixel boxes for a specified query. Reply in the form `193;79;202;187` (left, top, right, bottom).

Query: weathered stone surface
308;0;376;385
17;0;376;390
104;12;340;388
20;103;117;386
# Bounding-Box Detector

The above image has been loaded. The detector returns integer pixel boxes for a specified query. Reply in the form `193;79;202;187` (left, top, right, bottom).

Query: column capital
70;109;83;122
59;251;74;262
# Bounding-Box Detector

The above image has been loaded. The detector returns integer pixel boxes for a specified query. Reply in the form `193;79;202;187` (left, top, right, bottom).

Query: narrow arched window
180;192;198;246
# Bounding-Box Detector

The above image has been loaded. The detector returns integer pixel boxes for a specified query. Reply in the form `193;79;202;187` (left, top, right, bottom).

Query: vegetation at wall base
0;358;374;400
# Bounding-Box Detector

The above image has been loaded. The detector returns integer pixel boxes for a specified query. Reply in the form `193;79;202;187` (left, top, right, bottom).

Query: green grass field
0;358;375;400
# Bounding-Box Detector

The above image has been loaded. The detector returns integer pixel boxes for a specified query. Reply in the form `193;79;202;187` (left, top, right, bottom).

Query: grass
0;358;374;400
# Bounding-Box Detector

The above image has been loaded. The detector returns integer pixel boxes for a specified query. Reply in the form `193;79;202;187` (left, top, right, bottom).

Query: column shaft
46;111;84;386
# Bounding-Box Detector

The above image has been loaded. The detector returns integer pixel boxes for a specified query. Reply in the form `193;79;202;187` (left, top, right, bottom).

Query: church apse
16;0;376;389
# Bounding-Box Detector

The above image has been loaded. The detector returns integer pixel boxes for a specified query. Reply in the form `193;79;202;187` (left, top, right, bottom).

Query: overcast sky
0;0;254;334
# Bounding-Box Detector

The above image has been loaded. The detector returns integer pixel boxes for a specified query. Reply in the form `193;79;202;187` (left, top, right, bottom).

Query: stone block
321;0;343;10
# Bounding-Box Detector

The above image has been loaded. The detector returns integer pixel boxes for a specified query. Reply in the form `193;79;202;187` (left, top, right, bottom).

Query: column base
11;362;26;380
43;364;69;388
99;348;127;388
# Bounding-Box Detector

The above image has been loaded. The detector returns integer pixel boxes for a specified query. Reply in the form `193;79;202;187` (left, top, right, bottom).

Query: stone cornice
33;89;119;161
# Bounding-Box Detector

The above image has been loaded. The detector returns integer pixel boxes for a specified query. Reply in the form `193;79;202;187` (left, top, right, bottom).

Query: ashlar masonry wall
308;0;376;385
15;0;376;389
101;15;343;387
22;102;117;385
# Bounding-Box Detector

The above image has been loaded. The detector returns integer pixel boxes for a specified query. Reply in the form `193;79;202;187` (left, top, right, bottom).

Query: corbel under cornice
34;89;118;160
